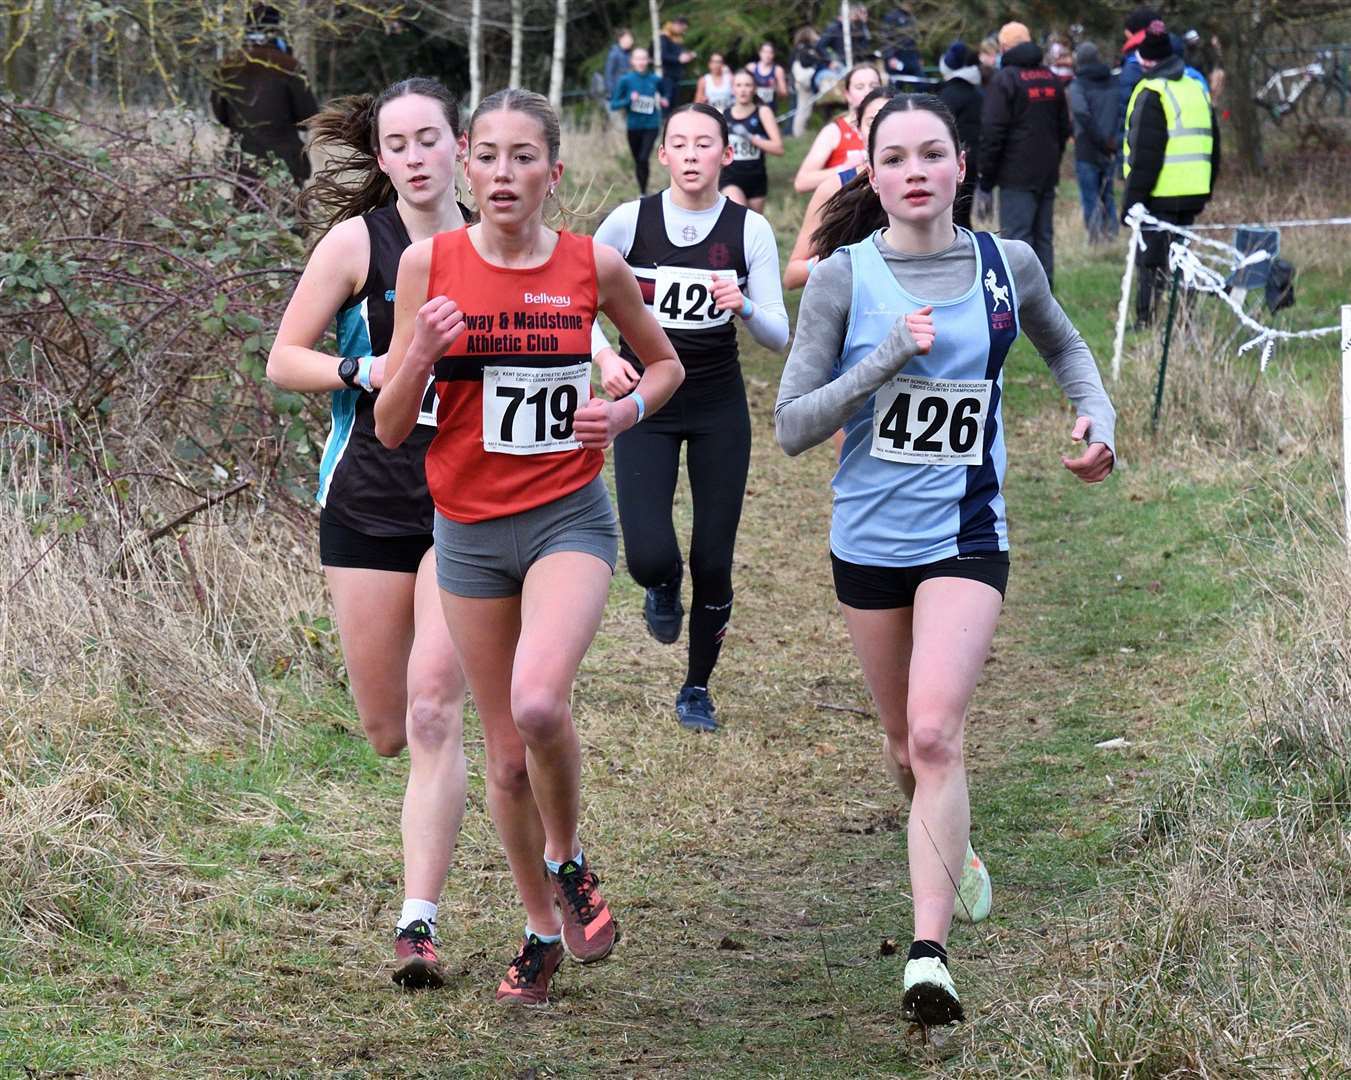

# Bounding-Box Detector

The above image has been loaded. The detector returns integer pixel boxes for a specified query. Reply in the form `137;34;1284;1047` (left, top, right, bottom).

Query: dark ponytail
299;77;461;233
809;93;962;260
661;101;729;146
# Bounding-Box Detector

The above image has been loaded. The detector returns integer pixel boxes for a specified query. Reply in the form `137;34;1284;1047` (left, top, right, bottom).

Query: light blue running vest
830;229;1019;566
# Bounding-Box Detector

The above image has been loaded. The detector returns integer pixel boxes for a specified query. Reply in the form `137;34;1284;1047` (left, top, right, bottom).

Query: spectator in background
879;8;924;87
790;26;835;137
937;42;983;229
695;52;736;113
976;21;1070;289
1116;6;1159;155
1122;21;1220;325
1046;40;1075;86
978;35;999;88
1067;41;1119;242
211;4;318;189
820;4;871;67
660;17;697;106
604;28;635;97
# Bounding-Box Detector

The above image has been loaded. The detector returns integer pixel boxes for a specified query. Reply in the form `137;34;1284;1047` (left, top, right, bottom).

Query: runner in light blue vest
775;94;1116;1028
831;226;1017;566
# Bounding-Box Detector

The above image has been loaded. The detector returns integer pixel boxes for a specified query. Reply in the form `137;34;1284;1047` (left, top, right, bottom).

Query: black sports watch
337;355;361;389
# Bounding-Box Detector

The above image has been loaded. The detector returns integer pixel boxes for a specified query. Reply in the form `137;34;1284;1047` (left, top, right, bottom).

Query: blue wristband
356;355;375;392
740;297;754;319
629;390;646;423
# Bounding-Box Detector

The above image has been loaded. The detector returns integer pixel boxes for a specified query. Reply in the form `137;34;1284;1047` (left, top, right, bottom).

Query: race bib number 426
871;373;992;466
482;362;589;455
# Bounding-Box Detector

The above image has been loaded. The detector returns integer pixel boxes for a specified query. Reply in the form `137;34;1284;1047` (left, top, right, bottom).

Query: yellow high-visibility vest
1123;74;1213;197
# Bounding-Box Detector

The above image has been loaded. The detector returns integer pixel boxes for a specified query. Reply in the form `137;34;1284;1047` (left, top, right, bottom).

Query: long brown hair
299;77;461;233
810;93;962;260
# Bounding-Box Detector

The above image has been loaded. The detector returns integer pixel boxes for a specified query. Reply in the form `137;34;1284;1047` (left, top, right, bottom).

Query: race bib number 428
482;362;589;455
651;266;734;330
871;373;992;466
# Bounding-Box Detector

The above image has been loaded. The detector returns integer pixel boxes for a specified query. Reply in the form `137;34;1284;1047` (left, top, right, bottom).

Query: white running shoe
953;842;992;924
902;956;964;1025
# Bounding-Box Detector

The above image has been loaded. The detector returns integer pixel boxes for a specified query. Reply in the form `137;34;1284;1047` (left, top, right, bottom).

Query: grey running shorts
432;475;620;598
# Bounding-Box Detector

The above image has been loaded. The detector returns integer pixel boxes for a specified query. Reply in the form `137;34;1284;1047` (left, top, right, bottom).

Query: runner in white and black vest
591;102;789;732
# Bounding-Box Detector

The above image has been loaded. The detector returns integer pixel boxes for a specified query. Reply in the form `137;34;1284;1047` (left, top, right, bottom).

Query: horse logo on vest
984;268;1011;312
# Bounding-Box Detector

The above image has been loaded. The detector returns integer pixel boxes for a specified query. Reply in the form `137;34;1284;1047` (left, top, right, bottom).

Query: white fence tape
1111;204;1343;380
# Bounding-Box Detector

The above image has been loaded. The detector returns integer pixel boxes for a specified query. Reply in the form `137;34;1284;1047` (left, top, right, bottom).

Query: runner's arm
775;252;920;455
374;239;465;448
739;212;789;351
1005;242;1116;456
783;176;836;290
266;218;366;391
588;201;640;360
754;106;785;156
594;241;684;418
793;123;841;192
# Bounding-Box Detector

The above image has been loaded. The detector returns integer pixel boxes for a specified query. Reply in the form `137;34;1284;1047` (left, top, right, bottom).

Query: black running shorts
830;550;1010;610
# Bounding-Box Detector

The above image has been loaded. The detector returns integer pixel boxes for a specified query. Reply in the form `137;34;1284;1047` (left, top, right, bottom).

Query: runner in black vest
269;79;470;990
592;103;789;731
719;71;784;213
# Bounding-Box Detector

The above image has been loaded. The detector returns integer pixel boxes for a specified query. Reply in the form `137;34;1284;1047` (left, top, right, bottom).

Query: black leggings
627;127;658;194
613;371;751;689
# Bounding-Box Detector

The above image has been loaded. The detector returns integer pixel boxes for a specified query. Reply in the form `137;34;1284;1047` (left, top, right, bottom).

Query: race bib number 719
871;374;991;466
482;362;590;455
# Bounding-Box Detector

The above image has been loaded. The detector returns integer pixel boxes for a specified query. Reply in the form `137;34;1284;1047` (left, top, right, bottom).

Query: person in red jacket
974;21;1071;289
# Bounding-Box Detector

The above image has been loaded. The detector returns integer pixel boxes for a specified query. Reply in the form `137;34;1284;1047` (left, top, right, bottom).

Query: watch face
339;356;359;386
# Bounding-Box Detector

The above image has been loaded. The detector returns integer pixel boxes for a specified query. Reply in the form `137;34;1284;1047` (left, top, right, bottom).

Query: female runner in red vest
793;62;882;193
375;89;683;1006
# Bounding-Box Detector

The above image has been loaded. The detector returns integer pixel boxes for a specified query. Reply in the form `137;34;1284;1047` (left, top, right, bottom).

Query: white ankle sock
526;924;562;943
398;898;438;931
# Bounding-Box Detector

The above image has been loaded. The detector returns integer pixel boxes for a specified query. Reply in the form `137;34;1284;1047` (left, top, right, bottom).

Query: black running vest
724;107;768;178
321;203;462;536
618;194;749;382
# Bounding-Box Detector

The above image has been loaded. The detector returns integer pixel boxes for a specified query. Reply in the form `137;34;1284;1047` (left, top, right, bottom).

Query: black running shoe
643;573;684;644
675;685;718;732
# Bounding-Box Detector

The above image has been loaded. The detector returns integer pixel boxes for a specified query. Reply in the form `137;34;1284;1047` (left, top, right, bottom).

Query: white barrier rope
1111;204;1342;377
1188;216;1351;232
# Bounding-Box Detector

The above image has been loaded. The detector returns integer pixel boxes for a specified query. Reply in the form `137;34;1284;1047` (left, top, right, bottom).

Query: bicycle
1254;50;1350;123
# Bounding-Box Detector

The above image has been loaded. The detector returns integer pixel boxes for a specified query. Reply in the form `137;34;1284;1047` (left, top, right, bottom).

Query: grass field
3;119;1349;1078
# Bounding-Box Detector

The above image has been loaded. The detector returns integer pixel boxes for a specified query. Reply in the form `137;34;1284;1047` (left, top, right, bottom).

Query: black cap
1138;19;1173;61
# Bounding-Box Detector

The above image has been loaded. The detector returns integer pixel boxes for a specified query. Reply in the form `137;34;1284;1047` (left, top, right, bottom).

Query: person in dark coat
604;28;635;97
211;5;318;188
1066;41;1119;242
1116;6;1159;159
975;21;1071;289
1121;24;1221;325
819;3;872;66
937;42;983;230
659;17;696;106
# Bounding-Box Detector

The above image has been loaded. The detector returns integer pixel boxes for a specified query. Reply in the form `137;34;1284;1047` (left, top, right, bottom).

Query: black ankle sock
908;939;948;966
684;593;733;688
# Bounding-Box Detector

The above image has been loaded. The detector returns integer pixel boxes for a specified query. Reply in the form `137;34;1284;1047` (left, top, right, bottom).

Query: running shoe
902;956;965;1025
495;933;565;1006
391;919;445;990
548;860;618;963
675;685;719;732
953;842;992;924
643;575;684;644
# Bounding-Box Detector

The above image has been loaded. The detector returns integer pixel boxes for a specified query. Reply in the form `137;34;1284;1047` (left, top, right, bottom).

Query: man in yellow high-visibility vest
1121;19;1221;326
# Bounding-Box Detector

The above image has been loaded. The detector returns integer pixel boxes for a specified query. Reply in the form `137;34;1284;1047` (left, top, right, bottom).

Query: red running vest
424;228;603;524
824;115;865;169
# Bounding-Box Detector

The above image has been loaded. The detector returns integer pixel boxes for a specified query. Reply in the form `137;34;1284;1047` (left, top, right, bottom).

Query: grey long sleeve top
774;229;1116;457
